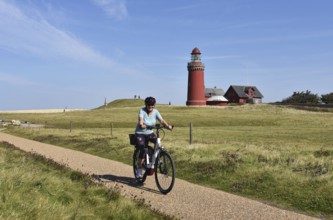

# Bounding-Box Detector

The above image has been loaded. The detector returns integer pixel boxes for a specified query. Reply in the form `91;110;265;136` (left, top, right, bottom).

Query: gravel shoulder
0;132;319;220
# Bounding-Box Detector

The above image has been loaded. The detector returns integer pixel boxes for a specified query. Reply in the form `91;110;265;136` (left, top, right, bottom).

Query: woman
135;96;172;178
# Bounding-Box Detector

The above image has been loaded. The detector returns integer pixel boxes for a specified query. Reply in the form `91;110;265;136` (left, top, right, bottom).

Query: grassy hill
1;101;333;219
95;98;174;110
95;98;144;109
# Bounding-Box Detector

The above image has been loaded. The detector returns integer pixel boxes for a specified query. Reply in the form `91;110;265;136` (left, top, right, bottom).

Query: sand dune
0;109;87;114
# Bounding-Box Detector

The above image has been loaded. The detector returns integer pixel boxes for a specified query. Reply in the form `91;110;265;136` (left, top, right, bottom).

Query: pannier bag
129;134;137;145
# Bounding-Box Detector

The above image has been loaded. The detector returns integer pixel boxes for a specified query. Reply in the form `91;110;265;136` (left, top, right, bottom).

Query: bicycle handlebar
146;124;174;131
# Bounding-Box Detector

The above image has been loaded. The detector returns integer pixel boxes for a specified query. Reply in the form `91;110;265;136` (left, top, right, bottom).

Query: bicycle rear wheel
154;151;175;194
133;148;147;183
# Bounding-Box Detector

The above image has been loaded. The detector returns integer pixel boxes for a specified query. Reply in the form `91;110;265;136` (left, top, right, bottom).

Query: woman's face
146;104;155;112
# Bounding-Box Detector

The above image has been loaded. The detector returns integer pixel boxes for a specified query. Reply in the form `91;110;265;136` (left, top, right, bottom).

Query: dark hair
145;96;156;106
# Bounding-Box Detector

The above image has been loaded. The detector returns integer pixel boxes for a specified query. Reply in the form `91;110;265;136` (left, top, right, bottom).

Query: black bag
129;134;137;145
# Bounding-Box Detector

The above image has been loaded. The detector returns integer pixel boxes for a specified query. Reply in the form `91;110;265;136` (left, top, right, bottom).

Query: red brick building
224;85;264;104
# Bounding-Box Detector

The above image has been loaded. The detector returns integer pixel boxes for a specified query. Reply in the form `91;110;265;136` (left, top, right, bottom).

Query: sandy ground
0;132;320;220
0;109;86;114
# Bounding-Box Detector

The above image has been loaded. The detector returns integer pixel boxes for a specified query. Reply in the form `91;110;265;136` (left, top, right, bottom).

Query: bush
282;90;320;104
321;92;333;104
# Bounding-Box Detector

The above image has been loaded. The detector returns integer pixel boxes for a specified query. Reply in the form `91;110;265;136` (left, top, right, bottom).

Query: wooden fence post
110;122;113;137
190;122;193;145
70;121;72;133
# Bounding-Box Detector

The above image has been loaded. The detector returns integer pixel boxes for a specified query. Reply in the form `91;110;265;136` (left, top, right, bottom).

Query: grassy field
1;99;333;219
0;141;172;219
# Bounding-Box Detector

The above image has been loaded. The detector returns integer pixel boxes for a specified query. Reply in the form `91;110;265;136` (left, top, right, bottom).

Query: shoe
136;169;142;178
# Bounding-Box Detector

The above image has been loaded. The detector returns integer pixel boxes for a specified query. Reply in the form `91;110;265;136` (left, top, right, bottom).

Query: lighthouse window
191;54;201;62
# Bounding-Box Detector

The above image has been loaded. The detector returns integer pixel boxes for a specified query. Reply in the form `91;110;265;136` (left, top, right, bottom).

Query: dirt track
0;132;319;220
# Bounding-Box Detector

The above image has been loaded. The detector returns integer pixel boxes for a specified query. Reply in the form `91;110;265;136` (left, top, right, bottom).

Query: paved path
0;132;319;220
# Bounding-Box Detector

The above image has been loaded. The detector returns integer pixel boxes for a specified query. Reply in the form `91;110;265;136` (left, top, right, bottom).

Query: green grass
1;100;333;219
0;141;173;219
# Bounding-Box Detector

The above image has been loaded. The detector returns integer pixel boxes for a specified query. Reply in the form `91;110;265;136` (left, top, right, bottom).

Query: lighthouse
186;47;206;106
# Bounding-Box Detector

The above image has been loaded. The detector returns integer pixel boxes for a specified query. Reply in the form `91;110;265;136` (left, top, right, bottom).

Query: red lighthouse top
190;47;203;63
191;47;201;55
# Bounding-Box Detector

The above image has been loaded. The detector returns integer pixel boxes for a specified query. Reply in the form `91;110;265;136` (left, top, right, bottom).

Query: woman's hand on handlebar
165;125;174;131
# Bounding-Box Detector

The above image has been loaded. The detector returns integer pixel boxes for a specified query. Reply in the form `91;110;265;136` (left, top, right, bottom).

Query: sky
1;0;332;110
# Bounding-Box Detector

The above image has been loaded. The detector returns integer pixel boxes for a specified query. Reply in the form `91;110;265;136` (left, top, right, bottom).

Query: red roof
191;47;201;54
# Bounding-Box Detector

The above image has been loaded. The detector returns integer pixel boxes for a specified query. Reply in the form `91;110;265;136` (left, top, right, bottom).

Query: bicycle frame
145;125;164;170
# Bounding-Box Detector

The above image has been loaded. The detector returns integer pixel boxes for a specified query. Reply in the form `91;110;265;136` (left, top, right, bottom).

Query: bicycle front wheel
154;151;175;194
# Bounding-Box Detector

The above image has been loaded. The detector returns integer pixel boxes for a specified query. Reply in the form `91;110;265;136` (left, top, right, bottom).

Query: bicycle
129;124;175;194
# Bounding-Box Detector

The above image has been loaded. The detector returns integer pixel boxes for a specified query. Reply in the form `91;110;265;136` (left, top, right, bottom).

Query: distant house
205;87;228;106
224;85;264;104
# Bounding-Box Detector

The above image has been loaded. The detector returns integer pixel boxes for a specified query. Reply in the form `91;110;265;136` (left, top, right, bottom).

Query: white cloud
0;72;38;86
0;0;114;68
92;0;128;20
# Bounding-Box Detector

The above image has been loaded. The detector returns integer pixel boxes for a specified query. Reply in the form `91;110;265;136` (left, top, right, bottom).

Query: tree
321;93;333;104
282;90;320;104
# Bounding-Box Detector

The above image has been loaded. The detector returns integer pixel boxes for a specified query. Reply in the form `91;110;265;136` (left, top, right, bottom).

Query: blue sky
1;0;332;110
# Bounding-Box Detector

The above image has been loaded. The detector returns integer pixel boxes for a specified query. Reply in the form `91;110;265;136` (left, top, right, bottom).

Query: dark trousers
136;133;157;159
